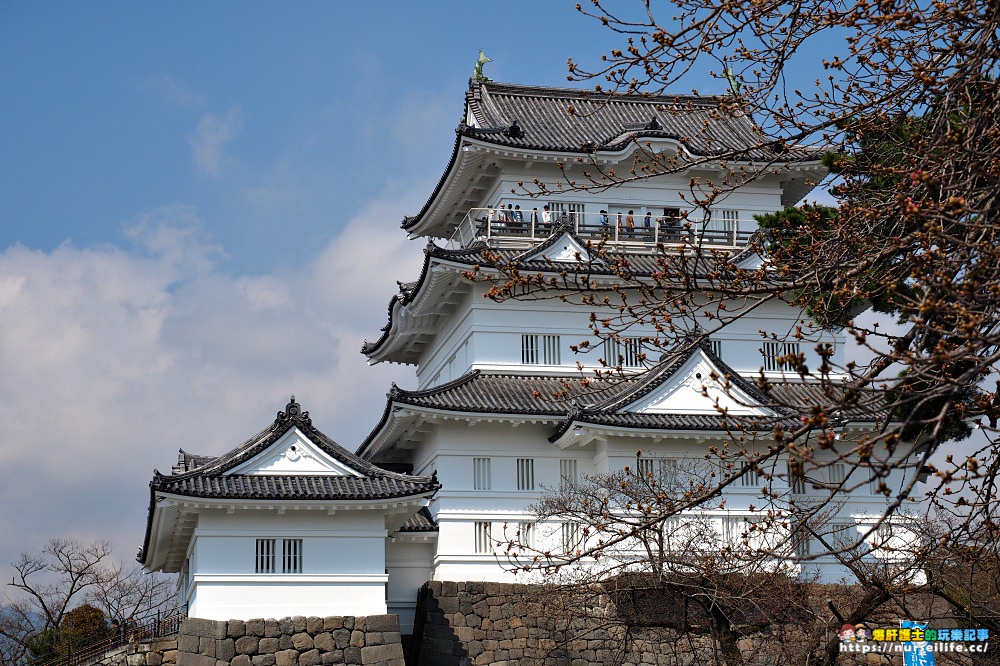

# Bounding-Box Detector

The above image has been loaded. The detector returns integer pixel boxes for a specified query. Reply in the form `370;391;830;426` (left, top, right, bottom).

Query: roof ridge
479;80;721;106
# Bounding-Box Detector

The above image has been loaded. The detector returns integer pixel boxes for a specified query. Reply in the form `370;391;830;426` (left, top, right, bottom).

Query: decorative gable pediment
227;427;363;476
623;350;775;417
522;231;599;264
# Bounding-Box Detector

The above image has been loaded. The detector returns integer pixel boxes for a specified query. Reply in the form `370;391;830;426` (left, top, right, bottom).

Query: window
787;462;806;495
473;458;491;490
707;208;739;243
256;539;276;573
561;522;581;553
517;458;535;491
828;463;847;486
559;459;578;489
762;341;801;372
522;334;560;365
282;539;303;574
517;522;534;549
710;339;723;358
474;521;493;554
792;520;811;558
636;457;678;485
257;538;302;573
739;463;761;488
603;338;643;368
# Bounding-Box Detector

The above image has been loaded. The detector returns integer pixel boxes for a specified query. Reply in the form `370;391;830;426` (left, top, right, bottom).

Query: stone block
252;656;276;666
163;650;178;664
178;634;201;654
364;632;382;646
292;633;314;651
127;654;146;666
361;615;397;633
259;638;279;654
323;617;343;631
353;618;365;633
235;636;259;655
279;618;294;636
342;648;361;664
306;617;324;634
232;656;251;666
441;581;458;597
147;652;163;666
177;653;216;666
299;650;320;666
275;650;298;666
381;633;400;646
455;627;474;642
199;637;216;657
349;630;364;648
246;620;265;638
264;621;280;638
182;619;227;640
216;638;235;662
359;644;403;665
227;621;245;638
313;633;335;652
342;618;353;632
334;630;351;650
278;636;293;651
320;651;344;665
291;616;307;633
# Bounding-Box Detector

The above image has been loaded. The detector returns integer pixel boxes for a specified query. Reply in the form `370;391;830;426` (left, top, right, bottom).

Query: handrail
38;607;187;666
448;207;756;249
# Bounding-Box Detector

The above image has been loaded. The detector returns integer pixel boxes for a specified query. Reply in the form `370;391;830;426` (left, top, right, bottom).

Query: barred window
710;339;723;358
282;539;302;574
517;522;534;549
603;338;643;368
559;459;578;489
762;341;801;372
739;463;761;488
255;539;276;573
787;462;806;495
516;458;535;491
828;463;847;486
473;457;492;490
523;334;560;365
636;457;678;484
474;521;492;554
561;522;581;553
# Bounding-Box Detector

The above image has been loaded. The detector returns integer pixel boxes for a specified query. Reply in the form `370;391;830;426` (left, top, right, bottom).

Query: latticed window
516;458;535;491
255;539;276;573
517;522;534;549
711;339;723;358
828;463;847;486
522;334;561;365
636;457;678;484
787;462;806;495
762;342;801;372
473;458;491;490
739;463;761;488
474;521;492;554
603;338;643;368
559;459;578;489
282;539;302;573
561;522;581;553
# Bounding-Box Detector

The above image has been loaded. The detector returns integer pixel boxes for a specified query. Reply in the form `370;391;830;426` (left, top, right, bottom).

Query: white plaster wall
185;508;389;620
386;539;436;633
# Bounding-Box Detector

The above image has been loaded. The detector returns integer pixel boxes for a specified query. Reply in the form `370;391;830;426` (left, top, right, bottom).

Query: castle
139;80;903;635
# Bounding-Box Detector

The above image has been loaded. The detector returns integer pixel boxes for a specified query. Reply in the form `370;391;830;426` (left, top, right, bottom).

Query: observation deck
447;207;758;252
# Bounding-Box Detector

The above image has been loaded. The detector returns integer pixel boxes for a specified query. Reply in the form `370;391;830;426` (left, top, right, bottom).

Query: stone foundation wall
97;615;405;666
410;581;900;666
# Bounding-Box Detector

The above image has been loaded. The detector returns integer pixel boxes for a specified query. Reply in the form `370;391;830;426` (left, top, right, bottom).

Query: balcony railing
448;208;757;250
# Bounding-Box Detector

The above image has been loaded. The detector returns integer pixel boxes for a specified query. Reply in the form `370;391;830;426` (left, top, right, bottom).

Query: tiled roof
397;507;438;533
141;398;439;566
402;80;823;232
461;81;805;160
362;230;745;361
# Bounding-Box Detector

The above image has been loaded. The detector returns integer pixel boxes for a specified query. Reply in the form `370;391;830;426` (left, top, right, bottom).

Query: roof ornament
724;65;742;97
504;119;525;139
645;116;662;131
473;49;492;83
276;395;311;426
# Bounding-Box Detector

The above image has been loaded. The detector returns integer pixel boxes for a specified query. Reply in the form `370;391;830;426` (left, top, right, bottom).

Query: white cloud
0;196;424;577
188;107;244;177
142;75;208;109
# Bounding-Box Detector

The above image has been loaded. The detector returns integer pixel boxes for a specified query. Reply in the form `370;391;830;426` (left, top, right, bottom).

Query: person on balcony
513;205;525;233
599;210;609;227
625;210;635;237
643;210;653;240
542;205;553;227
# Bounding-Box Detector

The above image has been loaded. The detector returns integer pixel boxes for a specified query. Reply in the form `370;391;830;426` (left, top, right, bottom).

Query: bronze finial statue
474;50;492;83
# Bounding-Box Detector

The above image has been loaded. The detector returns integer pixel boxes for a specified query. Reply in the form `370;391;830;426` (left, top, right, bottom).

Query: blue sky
0;1;838;591
0;0;646;586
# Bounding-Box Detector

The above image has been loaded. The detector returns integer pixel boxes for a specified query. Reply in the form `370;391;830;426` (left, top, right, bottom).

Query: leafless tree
0;539;175;666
